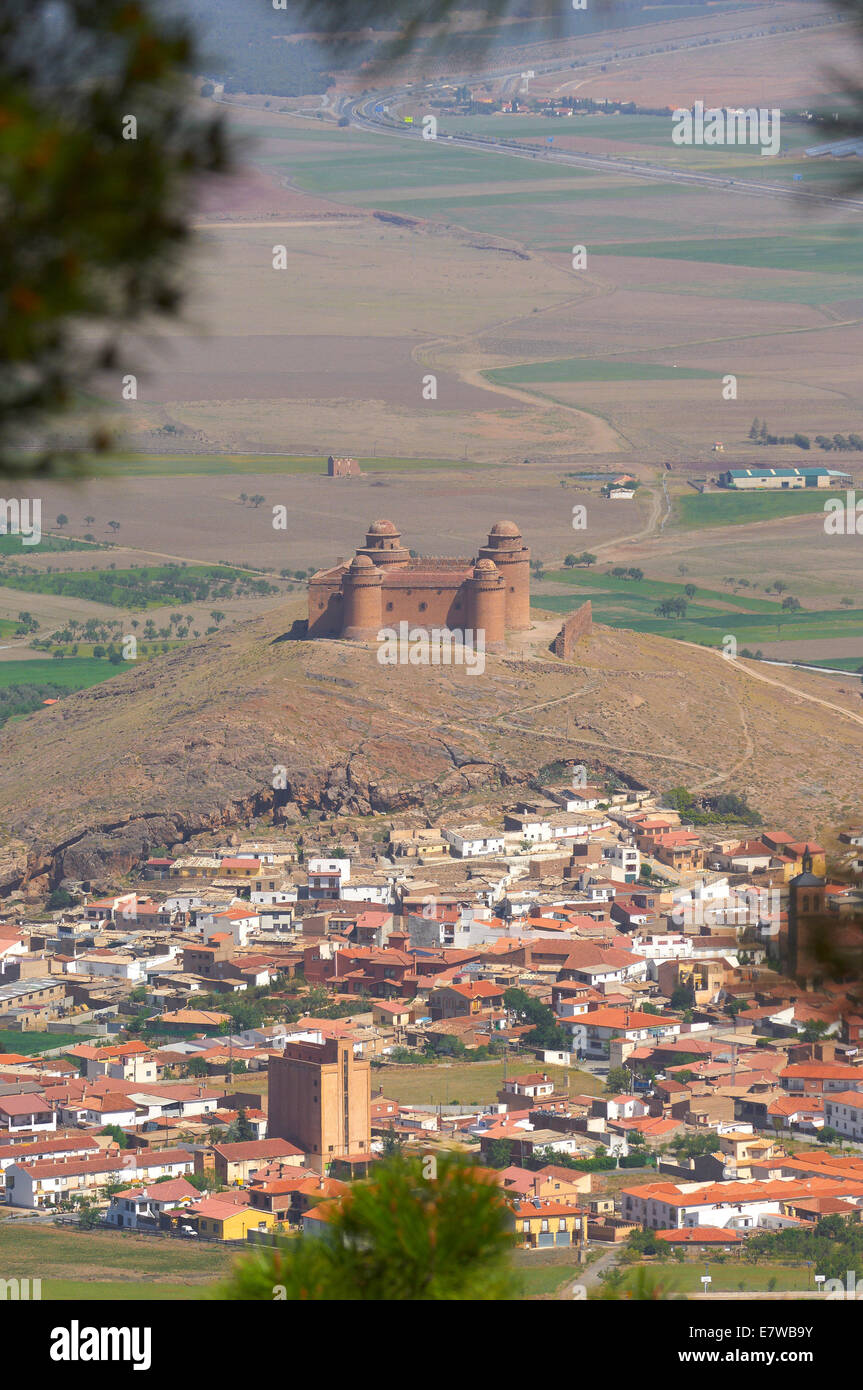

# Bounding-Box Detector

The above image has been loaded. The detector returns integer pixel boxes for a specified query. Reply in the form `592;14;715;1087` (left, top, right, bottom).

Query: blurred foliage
219;1153;518;1300
0;0;230;476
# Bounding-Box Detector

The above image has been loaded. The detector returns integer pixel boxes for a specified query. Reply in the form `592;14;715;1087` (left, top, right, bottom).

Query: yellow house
187;1199;277;1241
510;1200;586;1249
718;1131;778;1180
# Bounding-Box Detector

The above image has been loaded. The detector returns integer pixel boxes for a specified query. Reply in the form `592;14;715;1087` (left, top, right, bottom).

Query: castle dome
489;520;521;538
474;558;498;576
367;519;399;536
349;553;376;571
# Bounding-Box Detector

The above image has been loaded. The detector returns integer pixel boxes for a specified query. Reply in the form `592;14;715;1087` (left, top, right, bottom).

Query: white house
307;858;351;900
0;1096;56;1134
442;825;506;858
104;1178;199;1230
825;1091;863;1141
603;843;640;883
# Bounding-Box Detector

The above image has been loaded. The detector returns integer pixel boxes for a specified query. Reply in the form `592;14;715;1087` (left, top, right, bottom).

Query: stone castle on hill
307;519;531;645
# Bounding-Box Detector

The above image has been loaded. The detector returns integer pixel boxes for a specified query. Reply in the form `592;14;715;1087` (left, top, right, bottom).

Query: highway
347;70;863;213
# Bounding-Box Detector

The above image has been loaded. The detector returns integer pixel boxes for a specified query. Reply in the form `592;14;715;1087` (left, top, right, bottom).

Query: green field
541;566;863;649
486;359;715;385
596;227;863;275
373;1059;602;1107
0;1223;233;1291
28;454;475;478
676;489;849;528
621;1260;817;1295
0;534;98;555
0;1030;95;1054
0;563;269;608
0;658;121;692
40;1279;213;1300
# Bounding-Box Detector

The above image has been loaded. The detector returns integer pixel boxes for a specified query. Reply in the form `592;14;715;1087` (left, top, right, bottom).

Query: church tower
787;846;827;990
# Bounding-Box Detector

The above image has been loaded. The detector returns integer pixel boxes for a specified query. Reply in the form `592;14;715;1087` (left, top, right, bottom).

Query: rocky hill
1;601;861;892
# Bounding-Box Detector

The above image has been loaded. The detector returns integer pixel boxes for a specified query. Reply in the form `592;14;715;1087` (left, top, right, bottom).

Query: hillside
1;601;861;891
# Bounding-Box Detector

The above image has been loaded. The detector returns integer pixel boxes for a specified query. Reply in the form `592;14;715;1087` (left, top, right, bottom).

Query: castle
307;519;530;646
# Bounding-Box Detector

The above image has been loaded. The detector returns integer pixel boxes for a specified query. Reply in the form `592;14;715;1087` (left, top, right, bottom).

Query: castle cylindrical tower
355;519;410;571
468;559;505;649
342;555;383;640
477;520;530;632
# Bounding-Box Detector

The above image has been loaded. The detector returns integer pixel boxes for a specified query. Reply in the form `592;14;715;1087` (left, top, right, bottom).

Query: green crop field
486;360;715;385
675;490;848;528
541;567;862;648
547;568;782;612
0;563;272;608
268;134;587;197
0;658;121;692
52;454;472;478
0;534;97;555
0;1030;95;1054
597;228;863;275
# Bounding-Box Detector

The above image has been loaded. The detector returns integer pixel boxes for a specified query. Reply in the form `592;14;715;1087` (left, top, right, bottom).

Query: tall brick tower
342;554;383;640
478;520;531;632
468;559;505;647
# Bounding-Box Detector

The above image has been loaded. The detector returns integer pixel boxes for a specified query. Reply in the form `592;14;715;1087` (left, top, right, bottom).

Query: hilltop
1;601;861;891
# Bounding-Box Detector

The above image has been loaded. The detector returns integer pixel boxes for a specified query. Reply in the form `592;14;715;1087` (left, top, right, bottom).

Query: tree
0;0;230;474
564;553;577;568
47;887;77;910
781;596;801;612
606;1065;631;1094
819;1126;840;1145
684;584;696;599
226;1107;255;1143
486;1138;514;1169
56;514;68;528
503;987;568;1050
219;1154;517;1300
100;1124;128;1148
381;1126;403;1157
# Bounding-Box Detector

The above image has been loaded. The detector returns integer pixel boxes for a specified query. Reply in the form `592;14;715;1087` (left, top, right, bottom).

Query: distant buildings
719;466;852;490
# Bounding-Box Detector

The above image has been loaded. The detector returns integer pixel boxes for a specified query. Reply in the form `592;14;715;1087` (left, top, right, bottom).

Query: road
347;43;863;216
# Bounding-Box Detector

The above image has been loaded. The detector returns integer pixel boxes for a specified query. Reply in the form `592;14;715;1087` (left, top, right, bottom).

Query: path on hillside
693;645;863;731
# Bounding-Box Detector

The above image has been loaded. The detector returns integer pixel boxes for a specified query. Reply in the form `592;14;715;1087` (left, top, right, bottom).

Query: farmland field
373;1060;602;1106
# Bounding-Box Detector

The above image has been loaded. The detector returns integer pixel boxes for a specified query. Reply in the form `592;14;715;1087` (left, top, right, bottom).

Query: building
104;1178;199;1231
5;1148;193;1209
182;1198;277;1242
307;519;530;643
268;1037;371;1174
211;1138;305;1186
719;467;852;490
510;1199;586;1248
825;1091;863;1140
787;848;828;988
327;456;361;478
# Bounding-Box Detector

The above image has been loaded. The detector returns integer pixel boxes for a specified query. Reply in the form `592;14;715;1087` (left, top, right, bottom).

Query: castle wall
308;576;345;637
552;601;593;658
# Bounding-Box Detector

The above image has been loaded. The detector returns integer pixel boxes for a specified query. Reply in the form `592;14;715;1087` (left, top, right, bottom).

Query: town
1;768;861;1298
